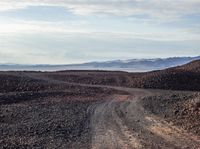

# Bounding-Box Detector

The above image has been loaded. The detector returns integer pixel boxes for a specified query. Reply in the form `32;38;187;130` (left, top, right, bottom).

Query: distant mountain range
0;56;200;72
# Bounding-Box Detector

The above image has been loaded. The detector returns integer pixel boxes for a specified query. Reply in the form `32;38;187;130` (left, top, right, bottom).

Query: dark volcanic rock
43;60;200;91
141;92;200;136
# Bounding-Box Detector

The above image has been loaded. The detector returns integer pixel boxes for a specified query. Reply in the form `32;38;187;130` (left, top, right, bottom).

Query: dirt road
25;72;200;149
89;87;200;149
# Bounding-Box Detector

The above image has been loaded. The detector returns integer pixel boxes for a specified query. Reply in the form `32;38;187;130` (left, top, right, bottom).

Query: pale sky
0;0;200;64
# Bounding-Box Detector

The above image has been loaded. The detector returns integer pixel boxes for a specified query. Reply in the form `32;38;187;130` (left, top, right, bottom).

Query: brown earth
0;72;128;149
0;60;200;148
42;60;200;91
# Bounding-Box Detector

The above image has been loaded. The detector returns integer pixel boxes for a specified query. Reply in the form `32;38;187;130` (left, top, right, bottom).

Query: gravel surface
142;91;200;136
0;70;199;149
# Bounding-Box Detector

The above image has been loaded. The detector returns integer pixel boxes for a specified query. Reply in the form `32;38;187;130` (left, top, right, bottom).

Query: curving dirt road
89;87;200;149
25;73;200;149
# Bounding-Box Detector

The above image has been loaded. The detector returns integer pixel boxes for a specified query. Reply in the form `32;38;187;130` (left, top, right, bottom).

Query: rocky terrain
0;60;200;148
41;60;200;91
142;91;200;136
0;72;126;148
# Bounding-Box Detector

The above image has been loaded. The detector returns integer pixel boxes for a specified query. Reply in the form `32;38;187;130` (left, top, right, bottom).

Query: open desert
1;1;200;148
0;60;200;149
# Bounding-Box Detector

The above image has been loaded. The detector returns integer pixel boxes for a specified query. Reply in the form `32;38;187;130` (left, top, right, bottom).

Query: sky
0;0;200;64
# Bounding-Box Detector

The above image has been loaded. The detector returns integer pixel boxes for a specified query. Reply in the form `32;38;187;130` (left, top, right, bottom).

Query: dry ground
0;71;199;149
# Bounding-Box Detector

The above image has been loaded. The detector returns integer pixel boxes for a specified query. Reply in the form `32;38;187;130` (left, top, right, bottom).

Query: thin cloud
0;19;199;41
0;0;199;64
0;0;200;19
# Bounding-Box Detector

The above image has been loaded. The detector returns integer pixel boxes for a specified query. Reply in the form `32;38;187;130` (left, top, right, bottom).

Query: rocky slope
42;60;200;91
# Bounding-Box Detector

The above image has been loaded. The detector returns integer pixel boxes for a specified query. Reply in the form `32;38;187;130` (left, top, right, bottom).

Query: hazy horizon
0;0;200;64
0;55;198;65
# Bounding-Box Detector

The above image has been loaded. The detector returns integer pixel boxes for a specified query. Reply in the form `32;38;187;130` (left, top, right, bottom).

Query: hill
175;60;200;73
42;60;200;91
0;60;199;92
134;60;200;90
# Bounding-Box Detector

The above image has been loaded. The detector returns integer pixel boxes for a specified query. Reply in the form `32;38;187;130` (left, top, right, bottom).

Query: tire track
90;88;200;149
25;72;200;148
